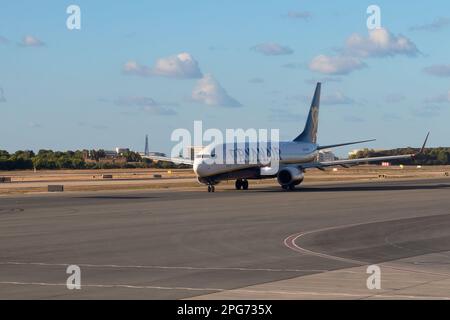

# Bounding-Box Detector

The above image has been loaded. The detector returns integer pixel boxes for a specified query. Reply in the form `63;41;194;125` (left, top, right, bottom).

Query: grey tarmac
0;178;449;299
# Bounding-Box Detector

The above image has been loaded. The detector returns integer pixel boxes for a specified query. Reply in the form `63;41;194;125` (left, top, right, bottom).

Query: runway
0;178;449;299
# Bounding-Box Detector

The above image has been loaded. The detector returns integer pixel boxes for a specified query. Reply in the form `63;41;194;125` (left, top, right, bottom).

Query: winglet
416;132;430;156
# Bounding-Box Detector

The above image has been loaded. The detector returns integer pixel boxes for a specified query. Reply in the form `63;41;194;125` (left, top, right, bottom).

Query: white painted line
0;261;327;273
1;281;449;300
284;232;365;265
0;281;221;292
283;218;450;277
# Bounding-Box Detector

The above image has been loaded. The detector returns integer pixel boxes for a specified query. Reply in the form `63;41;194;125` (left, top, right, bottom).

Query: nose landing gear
207;184;215;192
235;179;249;190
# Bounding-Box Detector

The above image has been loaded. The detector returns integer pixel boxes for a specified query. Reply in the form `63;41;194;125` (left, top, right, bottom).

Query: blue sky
1;1;449;155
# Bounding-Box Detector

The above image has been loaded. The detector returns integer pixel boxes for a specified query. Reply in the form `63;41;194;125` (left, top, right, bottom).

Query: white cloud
153;52;202;78
344;28;420;58
309;55;366;75
122;61;152;77
309;28;420;76
141;105;177;115
410;17;450;32
321;92;355;105
115;96;177;115
191;74;242;108
424;92;450;104
423;64;450;77
19;35;45;47
412;105;442;118
251;43;294;56
115;96;159;107
123;52;202;79
285;11;312;20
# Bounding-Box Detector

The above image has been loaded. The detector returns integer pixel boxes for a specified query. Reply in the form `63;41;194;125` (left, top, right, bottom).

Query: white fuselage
193;141;318;179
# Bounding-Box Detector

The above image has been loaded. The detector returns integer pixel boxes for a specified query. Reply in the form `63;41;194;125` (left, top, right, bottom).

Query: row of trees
2;147;449;171
0;150;184;170
349;148;450;165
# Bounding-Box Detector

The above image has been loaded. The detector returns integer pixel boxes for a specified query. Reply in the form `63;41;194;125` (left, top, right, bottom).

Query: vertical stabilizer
293;83;321;144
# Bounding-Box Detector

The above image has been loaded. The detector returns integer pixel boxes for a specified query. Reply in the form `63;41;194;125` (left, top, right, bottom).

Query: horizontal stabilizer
142;155;194;166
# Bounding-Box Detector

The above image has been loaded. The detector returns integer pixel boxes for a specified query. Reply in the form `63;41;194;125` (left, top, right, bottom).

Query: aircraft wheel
289;184;296;191
208;185;212;192
281;185;289;190
211;185;215;192
242;180;249;190
235;179;242;190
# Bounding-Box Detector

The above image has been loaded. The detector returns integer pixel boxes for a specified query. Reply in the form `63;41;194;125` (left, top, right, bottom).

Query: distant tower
144;134;149;156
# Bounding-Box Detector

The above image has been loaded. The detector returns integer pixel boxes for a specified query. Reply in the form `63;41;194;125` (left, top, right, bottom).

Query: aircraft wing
317;139;376;150
301;154;416;170
301;132;430;170
143;155;194;166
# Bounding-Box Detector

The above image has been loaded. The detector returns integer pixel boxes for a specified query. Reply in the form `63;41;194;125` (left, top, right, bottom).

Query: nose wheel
235;179;249;190
207;185;215;192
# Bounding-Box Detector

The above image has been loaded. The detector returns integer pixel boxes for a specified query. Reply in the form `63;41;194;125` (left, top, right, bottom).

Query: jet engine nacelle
277;167;304;186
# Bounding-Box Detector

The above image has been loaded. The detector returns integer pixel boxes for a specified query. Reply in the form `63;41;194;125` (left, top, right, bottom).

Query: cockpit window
196;154;211;159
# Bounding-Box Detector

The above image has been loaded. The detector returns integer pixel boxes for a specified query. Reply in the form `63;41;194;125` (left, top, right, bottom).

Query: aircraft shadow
77;196;160;200
256;183;450;193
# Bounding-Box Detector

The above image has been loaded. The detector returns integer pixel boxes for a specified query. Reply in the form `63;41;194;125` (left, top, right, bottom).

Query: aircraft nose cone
193;160;204;177
194;161;209;177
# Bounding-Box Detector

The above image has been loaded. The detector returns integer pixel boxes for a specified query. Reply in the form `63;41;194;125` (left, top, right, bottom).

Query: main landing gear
206;179;249;192
281;184;296;191
235;179;249;190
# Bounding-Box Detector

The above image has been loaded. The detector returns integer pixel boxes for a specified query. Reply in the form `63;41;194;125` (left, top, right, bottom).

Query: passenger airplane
147;83;429;192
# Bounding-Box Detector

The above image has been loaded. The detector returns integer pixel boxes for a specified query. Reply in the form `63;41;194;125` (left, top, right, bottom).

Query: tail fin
293;82;321;144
